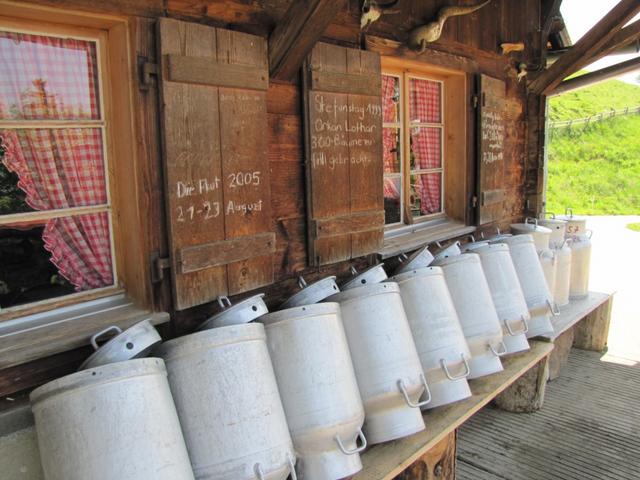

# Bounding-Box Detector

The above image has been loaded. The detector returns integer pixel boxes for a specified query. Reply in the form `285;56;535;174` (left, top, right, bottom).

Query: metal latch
471;195;478;208
150;252;171;283
139;59;158;91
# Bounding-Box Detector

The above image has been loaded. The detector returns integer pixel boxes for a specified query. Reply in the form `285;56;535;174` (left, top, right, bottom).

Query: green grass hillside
546;78;640;215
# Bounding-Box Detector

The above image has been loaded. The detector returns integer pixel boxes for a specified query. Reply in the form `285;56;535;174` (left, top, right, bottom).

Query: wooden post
394;431;457;480
548;327;575;381
492;356;549;413
573;295;614;352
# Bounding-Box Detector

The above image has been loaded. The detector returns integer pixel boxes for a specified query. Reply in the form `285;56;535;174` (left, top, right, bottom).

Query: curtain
382;75;401;202
0;32;113;291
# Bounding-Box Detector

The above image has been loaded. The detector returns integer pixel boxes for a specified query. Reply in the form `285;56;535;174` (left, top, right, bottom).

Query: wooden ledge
547;291;612;340
380;221;476;259
354;340;554;480
0;294;169;369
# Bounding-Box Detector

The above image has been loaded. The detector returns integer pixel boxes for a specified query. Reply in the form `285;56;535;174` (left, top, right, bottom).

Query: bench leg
573;296;613;352
548;328;575;381
492;355;549;413
394;431;457;480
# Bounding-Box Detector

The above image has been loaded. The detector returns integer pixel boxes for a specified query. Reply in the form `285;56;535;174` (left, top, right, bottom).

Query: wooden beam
583;19;640;66
268;0;347;82
542;0;563;37
529;0;640;95
551;55;640;96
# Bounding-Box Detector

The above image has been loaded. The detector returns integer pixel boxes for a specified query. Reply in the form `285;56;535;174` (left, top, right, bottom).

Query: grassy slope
546;79;640;215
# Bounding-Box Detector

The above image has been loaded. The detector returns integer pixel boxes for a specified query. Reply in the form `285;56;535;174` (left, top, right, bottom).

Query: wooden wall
0;0;548;391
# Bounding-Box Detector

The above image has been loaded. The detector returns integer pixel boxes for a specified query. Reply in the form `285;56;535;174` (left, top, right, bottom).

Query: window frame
382;57;469;235
0;11;146;322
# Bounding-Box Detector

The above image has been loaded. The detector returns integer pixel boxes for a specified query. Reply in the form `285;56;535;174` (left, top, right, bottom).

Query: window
0;27;116;312
383;71;446;226
381;60;468;235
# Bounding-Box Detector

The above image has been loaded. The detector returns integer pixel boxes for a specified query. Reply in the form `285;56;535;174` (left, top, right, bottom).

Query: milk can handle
468;234;476;242
504;315;529;336
586;229;593;239
547;299;561;316
398;373;431;408
287;453;298;480
350;265;358;276
297;276;308;289
255;456;297;480
545;212;556;219
397;252;409;263
489;340;508;357
525;217;539;227
335;429;367;455
440;353;471;381
90;326;122;350
217;295;232;310
565;207;573;218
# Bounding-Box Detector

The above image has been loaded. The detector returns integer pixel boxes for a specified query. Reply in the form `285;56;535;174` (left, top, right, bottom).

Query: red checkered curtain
409;78;442;215
0;32;113;291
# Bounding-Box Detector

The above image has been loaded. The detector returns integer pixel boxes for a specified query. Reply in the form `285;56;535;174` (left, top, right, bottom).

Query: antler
437;0;491;23
361;0;401;30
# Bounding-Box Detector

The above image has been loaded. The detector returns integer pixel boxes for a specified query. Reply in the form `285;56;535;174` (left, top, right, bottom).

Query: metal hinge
150;252;171;283
471;195;478;208
139;59;159;91
472;94;479;108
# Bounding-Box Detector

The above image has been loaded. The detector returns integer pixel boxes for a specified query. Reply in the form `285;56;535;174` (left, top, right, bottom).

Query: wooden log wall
1;0;548;391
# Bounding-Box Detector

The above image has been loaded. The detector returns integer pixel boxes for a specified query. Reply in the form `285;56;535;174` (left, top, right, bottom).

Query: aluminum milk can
557;208;588;238
432;253;506;379
31;359;194;480
261;303;366;480
390;267;472;409
569;232;592;299
511;218;552;252
554;240;572;307
497;235;557;337
538;214;567;248
326;283;427;444
433;241;462;261
540;248;557;297
472;244;531;354
394;245;435;274
341;264;387;290
282;276;340;308
157;324;296;480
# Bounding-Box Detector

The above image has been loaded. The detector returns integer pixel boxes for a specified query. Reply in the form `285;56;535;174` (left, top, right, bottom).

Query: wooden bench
492;291;613;414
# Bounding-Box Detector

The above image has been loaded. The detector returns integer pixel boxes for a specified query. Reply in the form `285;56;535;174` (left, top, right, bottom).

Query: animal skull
408;0;492;53
361;0;401;31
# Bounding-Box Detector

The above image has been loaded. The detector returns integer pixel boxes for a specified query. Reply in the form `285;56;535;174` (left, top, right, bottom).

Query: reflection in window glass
383;127;401;174
0;31;100;120
409;78;441;124
410;127;441;171
410;173;442;217
382;75;400;124
384;176;402;225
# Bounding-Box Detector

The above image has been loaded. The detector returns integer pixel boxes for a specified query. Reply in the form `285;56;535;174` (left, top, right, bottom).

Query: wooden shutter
303;42;384;266
476;74;507;225
157;18;274;310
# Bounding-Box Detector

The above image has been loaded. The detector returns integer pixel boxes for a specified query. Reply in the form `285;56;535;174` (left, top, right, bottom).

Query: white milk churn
432;253;506;379
31;359;195;480
538;214;567;248
569;232;592;299
433;241;462;261
157;324;296;480
511;218;552;252
342;264;388;290
557;208;588;237
326;283;428;444
539;248;557;297
394;245;435;274
78;319;162;370
554;240;572;307
282;276;339;308
389;267;472;409
198;294;268;329
497;235;557;337
261;303;366;480
472;244;531;354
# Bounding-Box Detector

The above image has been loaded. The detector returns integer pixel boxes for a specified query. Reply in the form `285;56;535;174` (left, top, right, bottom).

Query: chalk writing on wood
481;109;505;164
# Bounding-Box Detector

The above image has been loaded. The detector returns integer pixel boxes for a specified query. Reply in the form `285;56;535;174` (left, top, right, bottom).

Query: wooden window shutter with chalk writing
476;74;523;225
157;18;274;310
303;43;384;266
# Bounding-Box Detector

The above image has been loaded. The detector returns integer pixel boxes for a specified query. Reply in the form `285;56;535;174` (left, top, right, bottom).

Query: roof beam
582;19;640;66
269;0;347;82
528;0;640;95
550;55;640;96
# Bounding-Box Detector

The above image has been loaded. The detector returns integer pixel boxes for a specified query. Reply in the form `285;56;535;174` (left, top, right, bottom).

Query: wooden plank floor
457;348;640;480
